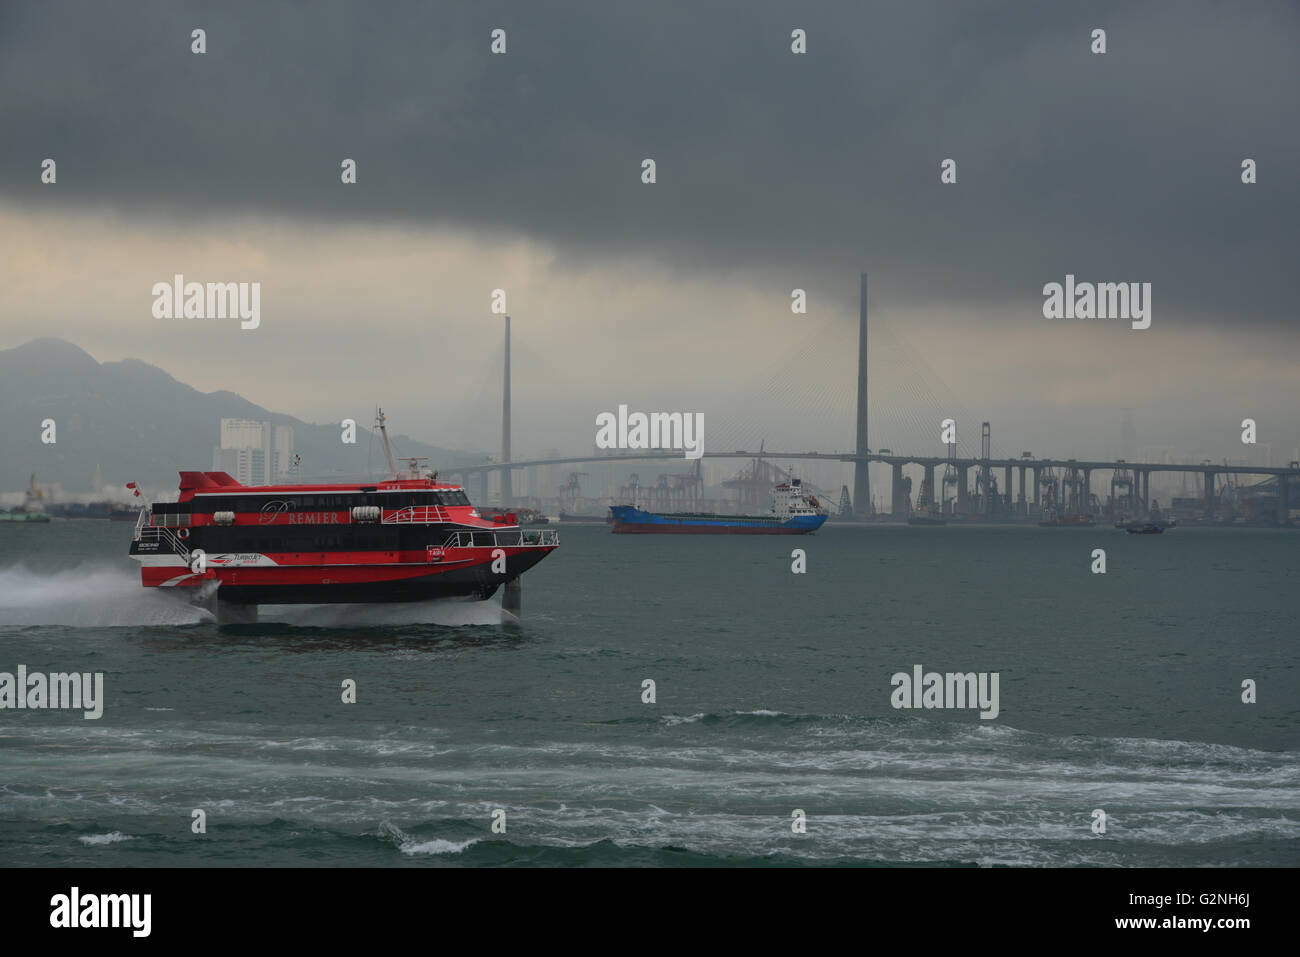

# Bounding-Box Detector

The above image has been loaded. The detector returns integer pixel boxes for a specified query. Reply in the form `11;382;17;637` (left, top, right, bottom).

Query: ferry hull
136;547;554;604
212;550;552;603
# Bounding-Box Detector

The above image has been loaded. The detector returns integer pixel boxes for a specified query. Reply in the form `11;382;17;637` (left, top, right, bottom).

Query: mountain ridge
0;338;487;494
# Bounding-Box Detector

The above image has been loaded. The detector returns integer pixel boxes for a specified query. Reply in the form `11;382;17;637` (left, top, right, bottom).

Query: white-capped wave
399;837;481;856
378;820;481;856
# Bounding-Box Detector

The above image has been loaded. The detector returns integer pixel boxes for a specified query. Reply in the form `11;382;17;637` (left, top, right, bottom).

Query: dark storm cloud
2;0;1297;324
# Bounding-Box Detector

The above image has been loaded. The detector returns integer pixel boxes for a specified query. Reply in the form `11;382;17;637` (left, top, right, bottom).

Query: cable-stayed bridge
443;275;1298;523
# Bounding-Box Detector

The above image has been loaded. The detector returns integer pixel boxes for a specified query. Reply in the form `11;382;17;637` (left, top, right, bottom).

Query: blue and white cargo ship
610;478;828;534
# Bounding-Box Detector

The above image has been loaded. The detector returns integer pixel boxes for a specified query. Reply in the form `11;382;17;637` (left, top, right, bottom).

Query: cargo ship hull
610;505;826;534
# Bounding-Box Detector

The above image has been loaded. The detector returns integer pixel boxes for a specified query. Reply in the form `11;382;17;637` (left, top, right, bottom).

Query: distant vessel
0;510;51;523
0;474;52;523
1115;517;1175;531
481;506;549;526
611;478;827;534
46;501;114;519
1125;522;1166;535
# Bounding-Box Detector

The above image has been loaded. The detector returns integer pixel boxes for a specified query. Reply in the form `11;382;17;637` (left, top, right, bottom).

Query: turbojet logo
595;405;704;460
50;888;151;937
0;665;103;719
152;273;261;329
891;664;999;719
1042;274;1151;330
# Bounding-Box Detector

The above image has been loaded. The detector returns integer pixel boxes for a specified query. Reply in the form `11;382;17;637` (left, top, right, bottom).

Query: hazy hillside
0;338;487;495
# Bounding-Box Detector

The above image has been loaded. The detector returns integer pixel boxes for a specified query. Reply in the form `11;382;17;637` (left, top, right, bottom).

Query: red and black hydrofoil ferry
129;445;557;620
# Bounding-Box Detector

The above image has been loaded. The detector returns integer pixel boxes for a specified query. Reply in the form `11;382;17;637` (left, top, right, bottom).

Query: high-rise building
213;419;294;485
271;425;295;481
211;446;260;486
220;418;265;451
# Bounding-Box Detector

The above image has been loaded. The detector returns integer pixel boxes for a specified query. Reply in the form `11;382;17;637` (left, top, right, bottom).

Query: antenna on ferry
401;455;430;478
376;407;398;477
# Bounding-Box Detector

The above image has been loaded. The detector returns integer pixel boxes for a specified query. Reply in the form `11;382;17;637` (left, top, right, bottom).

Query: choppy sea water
0;520;1296;866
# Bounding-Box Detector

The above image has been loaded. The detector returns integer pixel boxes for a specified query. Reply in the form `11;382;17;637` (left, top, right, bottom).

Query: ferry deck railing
133;508;192;558
382;505;451;524
128;505;557;554
135;527;191;558
439;529;559;549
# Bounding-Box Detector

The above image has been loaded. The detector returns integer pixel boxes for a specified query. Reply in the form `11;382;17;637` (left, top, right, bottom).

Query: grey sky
2;0;1297;471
